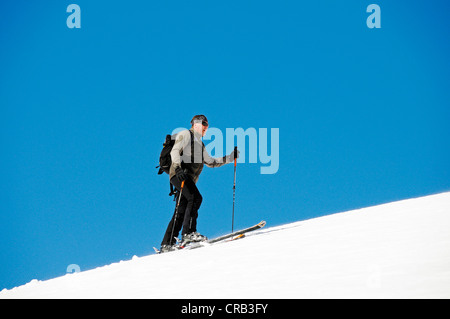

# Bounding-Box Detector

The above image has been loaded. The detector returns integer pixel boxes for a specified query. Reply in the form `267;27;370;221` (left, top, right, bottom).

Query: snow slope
2;192;450;299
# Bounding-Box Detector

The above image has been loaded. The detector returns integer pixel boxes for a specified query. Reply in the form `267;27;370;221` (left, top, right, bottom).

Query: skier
160;115;239;253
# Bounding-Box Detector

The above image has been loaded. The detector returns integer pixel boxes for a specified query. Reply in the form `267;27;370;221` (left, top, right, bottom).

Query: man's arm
170;130;190;170
203;147;238;168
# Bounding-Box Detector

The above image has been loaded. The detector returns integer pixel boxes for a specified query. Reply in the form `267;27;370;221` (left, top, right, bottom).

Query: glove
231;146;240;160
175;167;187;182
227;147;240;163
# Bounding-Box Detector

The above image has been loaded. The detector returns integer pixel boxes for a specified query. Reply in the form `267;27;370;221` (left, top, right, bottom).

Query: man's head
191;115;209;136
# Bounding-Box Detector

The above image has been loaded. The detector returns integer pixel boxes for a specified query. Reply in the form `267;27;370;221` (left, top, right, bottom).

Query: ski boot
181;232;208;246
159;244;184;254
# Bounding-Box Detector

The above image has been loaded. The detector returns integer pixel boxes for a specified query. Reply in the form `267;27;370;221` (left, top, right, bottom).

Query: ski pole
232;146;237;233
170;180;185;245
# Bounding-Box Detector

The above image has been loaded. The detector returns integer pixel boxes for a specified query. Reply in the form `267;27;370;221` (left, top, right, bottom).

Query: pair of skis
154;221;266;254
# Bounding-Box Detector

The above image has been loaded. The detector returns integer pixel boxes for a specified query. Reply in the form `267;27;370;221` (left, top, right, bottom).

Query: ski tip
259;221;267;228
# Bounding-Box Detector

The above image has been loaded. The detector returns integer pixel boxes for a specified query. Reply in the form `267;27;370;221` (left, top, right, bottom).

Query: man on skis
160;115;239;253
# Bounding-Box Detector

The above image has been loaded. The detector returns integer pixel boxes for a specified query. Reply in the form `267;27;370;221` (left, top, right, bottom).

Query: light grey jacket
170;128;232;183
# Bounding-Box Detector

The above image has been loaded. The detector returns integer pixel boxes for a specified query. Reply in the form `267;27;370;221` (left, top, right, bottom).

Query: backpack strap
188;129;204;164
169;183;177;200
189;130;195;164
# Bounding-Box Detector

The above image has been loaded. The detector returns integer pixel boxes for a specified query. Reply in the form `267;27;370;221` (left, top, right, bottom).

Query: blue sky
1;0;449;290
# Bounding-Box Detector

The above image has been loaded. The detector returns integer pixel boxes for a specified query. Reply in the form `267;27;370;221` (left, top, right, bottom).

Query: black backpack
156;131;195;197
156;134;177;198
157;134;176;176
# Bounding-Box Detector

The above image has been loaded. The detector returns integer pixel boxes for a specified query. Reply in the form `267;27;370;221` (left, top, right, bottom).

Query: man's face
193;122;208;137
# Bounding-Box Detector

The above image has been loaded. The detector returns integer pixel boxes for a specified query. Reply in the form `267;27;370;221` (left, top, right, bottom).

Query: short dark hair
191;115;209;127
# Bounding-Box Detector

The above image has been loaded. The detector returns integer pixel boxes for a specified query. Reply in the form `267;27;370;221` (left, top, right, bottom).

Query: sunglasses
193;120;209;127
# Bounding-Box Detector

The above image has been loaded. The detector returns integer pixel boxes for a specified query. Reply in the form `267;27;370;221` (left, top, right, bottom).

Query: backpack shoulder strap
169;183;177;200
189;130;195;163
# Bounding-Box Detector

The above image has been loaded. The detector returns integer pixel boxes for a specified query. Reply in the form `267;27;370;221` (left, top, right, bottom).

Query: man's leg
160;194;186;246
170;176;202;236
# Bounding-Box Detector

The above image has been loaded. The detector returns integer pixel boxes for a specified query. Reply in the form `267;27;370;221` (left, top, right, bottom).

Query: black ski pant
161;176;203;246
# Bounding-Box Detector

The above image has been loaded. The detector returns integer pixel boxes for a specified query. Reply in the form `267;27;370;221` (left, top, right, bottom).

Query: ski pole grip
181;181;185;189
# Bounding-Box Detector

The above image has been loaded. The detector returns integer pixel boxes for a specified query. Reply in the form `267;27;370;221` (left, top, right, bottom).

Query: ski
208;220;266;244
226;233;245;242
182;220;266;250
155;221;266;253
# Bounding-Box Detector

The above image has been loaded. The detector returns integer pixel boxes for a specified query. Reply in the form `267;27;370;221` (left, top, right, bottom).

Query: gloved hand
227;147;240;163
175;167;187;182
231;146;240;159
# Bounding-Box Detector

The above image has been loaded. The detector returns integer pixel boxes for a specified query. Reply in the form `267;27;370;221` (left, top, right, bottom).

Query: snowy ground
2;192;450;299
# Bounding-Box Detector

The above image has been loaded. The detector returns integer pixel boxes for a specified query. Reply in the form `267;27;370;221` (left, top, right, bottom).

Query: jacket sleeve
203;147;233;168
170;131;190;169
